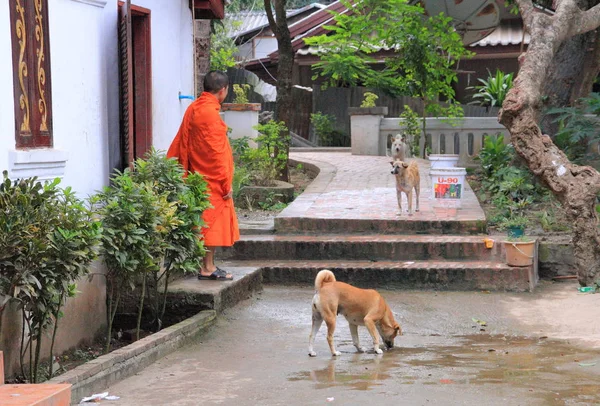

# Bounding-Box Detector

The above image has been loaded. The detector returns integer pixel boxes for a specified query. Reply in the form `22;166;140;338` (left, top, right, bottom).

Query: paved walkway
284;151;485;222
104;283;600;406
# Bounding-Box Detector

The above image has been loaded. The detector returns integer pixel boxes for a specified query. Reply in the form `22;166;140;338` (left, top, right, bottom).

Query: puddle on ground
288;334;600;404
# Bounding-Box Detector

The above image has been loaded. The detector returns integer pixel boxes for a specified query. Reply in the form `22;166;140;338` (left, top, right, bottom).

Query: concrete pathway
284;151;485;222
105;282;600;406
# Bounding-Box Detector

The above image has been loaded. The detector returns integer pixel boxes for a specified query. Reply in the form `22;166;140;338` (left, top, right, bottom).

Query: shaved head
204;71;229;93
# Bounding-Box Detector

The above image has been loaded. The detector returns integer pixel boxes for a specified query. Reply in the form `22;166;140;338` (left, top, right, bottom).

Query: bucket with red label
430;167;467;208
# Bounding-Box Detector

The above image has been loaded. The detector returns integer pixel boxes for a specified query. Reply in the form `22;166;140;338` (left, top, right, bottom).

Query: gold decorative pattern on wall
16;0;31;135
34;0;48;132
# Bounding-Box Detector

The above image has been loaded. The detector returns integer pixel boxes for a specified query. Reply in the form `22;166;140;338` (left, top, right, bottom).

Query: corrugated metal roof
297;19;528;56
470;19;529;47
228;3;326;39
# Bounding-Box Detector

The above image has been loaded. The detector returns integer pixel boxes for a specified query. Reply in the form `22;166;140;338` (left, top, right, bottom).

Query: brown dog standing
391;160;420;215
308;270;402;357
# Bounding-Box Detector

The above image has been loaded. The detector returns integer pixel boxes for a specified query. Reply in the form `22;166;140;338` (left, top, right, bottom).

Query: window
9;0;53;149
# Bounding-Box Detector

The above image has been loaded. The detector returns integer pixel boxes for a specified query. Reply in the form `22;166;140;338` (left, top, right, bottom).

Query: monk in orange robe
167;71;239;280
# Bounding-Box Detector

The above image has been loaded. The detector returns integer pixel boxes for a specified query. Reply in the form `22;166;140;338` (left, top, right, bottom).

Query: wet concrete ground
105;282;600;406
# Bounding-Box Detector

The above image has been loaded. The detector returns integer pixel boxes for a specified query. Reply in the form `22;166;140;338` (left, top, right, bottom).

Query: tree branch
515;0;535;29
573;3;600;36
264;0;279;39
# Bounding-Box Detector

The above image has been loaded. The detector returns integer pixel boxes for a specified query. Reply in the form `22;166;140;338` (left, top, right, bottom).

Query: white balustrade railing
379;117;510;167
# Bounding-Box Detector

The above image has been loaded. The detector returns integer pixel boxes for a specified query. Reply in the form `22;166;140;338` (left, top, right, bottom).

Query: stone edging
49;310;216;404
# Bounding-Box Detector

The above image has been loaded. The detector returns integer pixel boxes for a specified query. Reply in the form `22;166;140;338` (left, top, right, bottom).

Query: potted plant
222;84;261;147
503;235;536;267
499;214;529;238
348;92;388;156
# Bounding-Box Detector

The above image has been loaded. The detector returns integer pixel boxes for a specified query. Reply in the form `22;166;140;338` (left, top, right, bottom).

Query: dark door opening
117;1;152;170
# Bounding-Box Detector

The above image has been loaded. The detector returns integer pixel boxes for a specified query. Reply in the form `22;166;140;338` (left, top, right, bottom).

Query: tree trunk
265;0;292;182
136;272;147;341
540;0;600;135
500;0;600;286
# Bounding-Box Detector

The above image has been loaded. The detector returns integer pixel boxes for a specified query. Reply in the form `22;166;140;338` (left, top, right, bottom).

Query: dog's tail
315;269;336;291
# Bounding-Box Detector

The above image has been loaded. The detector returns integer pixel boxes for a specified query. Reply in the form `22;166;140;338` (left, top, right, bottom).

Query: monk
167;71;240;281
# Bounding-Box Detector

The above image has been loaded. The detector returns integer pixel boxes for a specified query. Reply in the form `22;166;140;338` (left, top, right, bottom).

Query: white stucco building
0;0;221;376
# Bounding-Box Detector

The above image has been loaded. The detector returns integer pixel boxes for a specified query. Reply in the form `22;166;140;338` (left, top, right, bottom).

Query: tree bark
540;0;600;135
500;0;600;286
265;0;292;182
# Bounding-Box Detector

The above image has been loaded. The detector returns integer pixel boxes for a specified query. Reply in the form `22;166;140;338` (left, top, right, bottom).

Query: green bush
0;172;100;382
468;69;514;108
232;84;251;104
92;150;210;351
311;112;336;146
399;106;421;157
242;121;290;186
360;92;378;108
477;134;548;229
545;92;600;162
130;149;210;331
477;134;513;179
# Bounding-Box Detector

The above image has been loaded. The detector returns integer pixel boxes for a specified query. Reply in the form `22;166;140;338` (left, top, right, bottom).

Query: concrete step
0;384;71;406
274;216;487;235
220;234;504;262
219;260;537;292
166;267;262;315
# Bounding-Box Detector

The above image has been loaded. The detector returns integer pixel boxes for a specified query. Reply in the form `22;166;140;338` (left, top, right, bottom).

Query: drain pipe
179;91;194;101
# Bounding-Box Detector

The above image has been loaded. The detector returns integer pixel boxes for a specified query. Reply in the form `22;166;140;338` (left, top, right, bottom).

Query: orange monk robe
167;92;240;247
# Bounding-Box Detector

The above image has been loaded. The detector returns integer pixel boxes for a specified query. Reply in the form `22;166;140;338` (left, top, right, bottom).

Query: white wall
0;0;111;376
0;0;16;176
254;36;277;59
0;0;195;377
237;41;254;61
131;0;194;152
50;0;110;198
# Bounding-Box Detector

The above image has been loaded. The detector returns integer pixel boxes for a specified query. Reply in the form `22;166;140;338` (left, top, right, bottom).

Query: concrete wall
0;0;194;378
379;117;510;167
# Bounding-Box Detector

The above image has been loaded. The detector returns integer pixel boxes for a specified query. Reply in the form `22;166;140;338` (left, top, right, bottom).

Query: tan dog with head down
391;160;420;215
308;270;402;357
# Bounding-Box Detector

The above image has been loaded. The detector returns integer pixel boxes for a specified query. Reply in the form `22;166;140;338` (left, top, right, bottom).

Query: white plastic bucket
430;167;467;208
428;154;459;169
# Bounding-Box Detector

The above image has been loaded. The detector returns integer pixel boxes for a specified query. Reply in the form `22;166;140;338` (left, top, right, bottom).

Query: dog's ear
401;135;407;143
395;325;402;336
402;162;409;168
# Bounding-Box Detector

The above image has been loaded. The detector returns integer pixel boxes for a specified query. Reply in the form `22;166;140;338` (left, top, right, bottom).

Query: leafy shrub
477;134;513;179
0;173;100;382
243;121;290;186
477;135;544;229
399;106;421;157
311;112;336;146
233;84;251;104
545;92;600;162
360;92;378;108
468;69;514;108
91;150;209;350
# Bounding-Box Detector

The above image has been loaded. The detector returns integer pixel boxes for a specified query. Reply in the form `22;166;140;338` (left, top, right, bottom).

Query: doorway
117;1;152;170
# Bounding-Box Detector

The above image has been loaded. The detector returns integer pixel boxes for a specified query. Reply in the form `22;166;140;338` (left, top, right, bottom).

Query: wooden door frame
117;1;152;164
131;5;152;159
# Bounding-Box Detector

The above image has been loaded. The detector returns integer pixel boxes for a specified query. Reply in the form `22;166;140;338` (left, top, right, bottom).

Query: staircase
219;152;539;292
220;233;538;292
